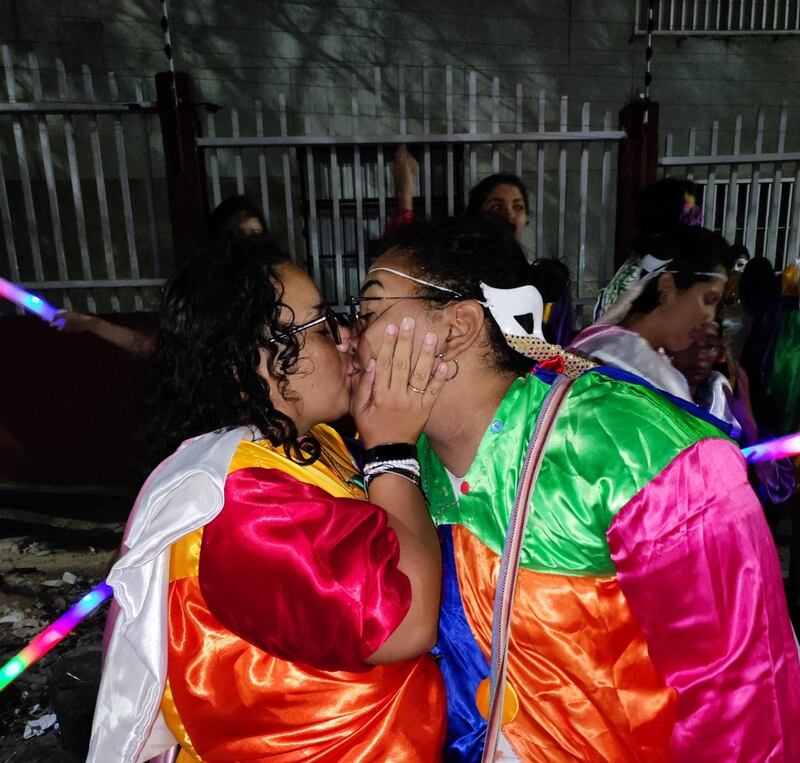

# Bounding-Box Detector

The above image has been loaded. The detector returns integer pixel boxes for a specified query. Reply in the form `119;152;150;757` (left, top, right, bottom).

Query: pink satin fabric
199;466;412;671
607;438;800;761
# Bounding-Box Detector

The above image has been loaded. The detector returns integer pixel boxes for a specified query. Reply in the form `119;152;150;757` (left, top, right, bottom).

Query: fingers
49;309;67;331
352;358;375;414
409;331;437;392
389;317;415;392
423;360;449;403
374;322;399;390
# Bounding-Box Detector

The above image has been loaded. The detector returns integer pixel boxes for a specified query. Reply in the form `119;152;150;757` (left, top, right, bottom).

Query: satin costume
425;369;800;762
767;262;800;436
571;325;795;504
88;425;445;762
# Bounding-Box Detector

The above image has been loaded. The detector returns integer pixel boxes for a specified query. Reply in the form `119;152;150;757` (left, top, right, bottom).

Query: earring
435;352;459;381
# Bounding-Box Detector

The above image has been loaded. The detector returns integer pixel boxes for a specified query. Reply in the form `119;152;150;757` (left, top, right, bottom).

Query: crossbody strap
481;374;576;761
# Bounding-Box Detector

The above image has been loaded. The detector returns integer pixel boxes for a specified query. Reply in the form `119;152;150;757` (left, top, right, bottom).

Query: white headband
367;267;462;296
365;267;545;341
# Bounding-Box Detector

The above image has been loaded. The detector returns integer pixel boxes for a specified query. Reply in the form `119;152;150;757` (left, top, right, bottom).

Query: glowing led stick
0;582;112;692
0;276;59;322
742;432;800;464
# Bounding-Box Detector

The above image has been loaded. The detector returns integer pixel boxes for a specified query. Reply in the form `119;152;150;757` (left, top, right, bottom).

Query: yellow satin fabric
159;429;445;762
454;525;675;762
781;262;799;297
162;678;200;761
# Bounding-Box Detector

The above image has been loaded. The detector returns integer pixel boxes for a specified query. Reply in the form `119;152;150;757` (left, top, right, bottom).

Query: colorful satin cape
424;370;800;762
89;425;446;762
161;426;446;761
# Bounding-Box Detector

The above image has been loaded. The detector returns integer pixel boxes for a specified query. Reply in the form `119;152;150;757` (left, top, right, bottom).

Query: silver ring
407;383;426;394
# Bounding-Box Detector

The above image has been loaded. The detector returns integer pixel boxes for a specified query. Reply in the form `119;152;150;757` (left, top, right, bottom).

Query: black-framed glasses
271;307;345;345
347;295;435;326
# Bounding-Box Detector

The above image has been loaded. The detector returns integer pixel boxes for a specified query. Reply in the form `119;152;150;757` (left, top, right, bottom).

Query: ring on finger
407;383;426;394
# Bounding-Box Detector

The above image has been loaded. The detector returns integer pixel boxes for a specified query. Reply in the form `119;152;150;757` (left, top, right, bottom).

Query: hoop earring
436;353;459;381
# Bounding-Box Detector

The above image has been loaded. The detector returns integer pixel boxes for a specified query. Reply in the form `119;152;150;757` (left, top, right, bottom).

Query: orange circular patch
475;677;519;725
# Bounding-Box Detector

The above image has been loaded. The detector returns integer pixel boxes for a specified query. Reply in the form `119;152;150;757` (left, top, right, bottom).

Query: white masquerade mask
478;282;545;341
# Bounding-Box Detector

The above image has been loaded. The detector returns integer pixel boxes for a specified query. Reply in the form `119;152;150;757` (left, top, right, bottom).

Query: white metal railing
635;0;800;34
0;45;166;315
197;66;625;320
658;105;800;267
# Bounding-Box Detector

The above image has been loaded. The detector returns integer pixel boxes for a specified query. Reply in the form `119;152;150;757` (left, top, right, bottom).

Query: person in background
207;194;266;239
389;145;530;243
595;176;703;321
462;171;529;242
571;226;734;406
49;195;267;354
671;320;795;510
389;144;573;343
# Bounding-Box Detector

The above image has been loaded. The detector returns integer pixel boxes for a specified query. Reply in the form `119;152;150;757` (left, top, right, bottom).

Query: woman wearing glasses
353;218;799;762
88;234;448;762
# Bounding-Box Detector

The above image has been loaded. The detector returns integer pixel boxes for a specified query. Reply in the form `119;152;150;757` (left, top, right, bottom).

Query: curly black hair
378;217;549;376
146;234;319;470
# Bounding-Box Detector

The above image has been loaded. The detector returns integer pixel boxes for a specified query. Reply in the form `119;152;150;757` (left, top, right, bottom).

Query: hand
724;365;758;445
392;144;418;206
50;310;95;333
352;317;447;448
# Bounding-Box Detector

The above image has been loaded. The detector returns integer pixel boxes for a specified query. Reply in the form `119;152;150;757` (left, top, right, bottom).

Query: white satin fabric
696;370;742;438
570;326;694;401
86;427;253;763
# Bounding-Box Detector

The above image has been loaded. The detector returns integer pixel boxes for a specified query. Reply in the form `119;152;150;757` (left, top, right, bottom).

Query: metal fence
658;105;800;268
0;45;167;315
198;66;624;321
635;0;800;34
5;46;798;324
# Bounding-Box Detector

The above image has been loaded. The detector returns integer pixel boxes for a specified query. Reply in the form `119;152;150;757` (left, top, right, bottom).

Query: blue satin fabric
434;525;489;762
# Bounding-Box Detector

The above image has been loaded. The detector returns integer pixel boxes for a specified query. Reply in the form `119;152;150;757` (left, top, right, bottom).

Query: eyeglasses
271;306;345;345
347;295;435;326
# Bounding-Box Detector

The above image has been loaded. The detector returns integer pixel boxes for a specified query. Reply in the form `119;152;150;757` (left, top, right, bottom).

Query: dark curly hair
378;217;548;376
146;234;318;470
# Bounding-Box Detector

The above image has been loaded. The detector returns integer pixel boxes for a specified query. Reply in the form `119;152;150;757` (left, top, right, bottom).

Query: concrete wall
4;0;799;139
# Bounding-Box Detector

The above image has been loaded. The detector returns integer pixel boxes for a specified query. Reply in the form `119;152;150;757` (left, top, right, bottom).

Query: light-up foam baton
0;276;59;322
742;432;800;464
0;582;112;692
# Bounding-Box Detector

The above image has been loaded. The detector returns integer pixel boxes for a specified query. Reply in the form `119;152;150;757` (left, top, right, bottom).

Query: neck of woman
622;311;667;353
423;367;517;477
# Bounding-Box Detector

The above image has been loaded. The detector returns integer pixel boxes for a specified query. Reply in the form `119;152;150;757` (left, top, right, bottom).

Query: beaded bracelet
363;459;422;491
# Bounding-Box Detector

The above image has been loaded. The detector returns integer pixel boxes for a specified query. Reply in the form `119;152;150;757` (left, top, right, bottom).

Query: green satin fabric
418;372;725;576
767;305;800;434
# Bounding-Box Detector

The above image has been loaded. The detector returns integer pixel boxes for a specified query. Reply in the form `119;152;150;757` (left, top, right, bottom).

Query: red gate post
155;71;208;267
614;100;660;271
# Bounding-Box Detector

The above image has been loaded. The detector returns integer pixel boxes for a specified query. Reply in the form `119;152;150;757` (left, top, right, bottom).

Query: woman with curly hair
88;234;449;762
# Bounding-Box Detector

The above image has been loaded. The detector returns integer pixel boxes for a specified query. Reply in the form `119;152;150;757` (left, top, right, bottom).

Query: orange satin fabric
160;430;446;761
453;525;675;762
165;576;445;762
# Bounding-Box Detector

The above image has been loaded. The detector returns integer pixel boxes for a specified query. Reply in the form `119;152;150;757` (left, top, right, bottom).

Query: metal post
614;100;660;269
155;71;208;265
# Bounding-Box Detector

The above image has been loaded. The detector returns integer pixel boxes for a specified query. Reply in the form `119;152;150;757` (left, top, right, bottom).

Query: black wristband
362;442;417;465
